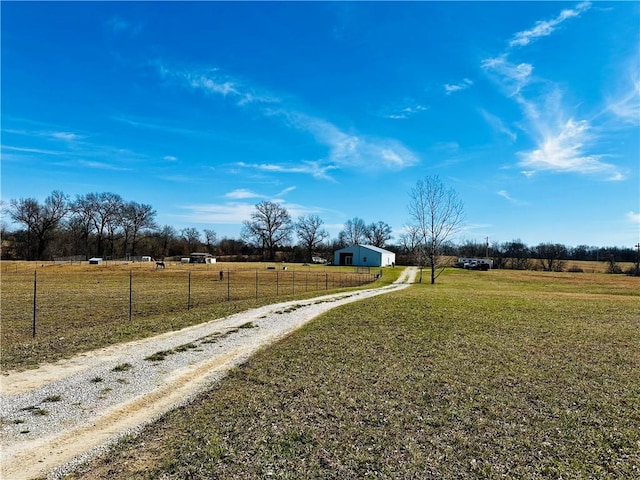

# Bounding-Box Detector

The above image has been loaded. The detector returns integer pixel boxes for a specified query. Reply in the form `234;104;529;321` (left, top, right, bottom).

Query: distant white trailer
141;256;152;262
181;258;190;264
458;257;493;270
88;257;103;265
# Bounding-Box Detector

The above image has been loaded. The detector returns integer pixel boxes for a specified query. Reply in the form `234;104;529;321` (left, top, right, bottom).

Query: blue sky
2;1;639;248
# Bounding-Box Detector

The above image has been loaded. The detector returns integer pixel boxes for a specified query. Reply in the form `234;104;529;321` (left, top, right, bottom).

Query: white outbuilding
333;245;395;267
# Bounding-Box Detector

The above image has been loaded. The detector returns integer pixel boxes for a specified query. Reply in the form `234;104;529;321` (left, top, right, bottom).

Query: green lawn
63;269;640;479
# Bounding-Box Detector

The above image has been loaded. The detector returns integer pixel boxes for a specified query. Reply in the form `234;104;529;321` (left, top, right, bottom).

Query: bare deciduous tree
180;227;201;254
241;201;293;261
217;238;246;256
536;243;567;272
338;217;367;247
70;195;94;259
120;202;157;257
407;175;465;284
365;221;393;248
398;225;422;264
203;229;217;254
504;239;531;270
9;190;69;260
72;192;123;257
295;214;329;262
491;241;508;269
157;225;177;258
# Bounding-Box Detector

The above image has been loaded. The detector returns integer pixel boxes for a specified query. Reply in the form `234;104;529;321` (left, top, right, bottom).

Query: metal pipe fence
2;267;377;340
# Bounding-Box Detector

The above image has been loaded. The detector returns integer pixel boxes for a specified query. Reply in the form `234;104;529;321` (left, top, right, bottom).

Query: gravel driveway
1;267;417;480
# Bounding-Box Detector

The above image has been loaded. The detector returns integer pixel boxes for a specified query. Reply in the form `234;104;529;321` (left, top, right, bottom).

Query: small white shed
333;245;395;267
88;257;103;265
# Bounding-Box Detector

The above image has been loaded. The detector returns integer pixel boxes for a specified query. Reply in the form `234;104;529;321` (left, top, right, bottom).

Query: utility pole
635;243;640;276
485;237;489;259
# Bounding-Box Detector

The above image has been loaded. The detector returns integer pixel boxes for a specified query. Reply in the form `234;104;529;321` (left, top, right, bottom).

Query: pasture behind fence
2;265;378;340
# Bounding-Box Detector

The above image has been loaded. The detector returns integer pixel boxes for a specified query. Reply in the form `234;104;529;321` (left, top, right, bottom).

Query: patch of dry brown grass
1;261;382;371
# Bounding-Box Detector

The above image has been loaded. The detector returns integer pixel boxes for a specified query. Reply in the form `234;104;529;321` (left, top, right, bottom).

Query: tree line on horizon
2;188;638;275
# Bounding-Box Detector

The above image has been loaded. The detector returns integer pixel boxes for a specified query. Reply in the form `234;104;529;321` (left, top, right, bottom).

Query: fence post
227;269;230;301
255;269;258;300
32;270;37;338
292;270;295;294
129;270;133;322
187;271;191;310
325;272;328;290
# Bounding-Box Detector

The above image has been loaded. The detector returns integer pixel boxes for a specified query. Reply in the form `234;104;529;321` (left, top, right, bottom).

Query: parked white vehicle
456;257;493;270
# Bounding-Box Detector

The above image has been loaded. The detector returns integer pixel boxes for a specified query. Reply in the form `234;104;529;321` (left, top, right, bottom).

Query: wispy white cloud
161;65;279;106
236;160;338;181
224;186;295;202
497;190;529;206
276;186;296;197
163;155;178;162
509;2;591;47
113;115;217;138
497;190;514;201
461;223;493;234
1;145;64;155
176;203;256;225
1;122;149;175
225;189;265;200
157;174;194;183
482;2;626;181
627;211;640;224
480;109;517;141
444;78;473;95
606;67;640;126
188;74;240;97
2;127;84;143
382;103;428;119
481;55;534;96
51;131;82;141
106;16;141;36
518;118;623;180
178;195;323;226
77;160;131;171
277;110;419;171
158;63;419;177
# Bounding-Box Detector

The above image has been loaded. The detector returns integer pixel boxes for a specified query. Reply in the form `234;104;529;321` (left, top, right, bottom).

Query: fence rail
2;266;378;340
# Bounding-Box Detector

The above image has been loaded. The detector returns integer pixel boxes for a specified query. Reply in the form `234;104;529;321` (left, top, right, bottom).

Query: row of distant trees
444;239;638;274
0;190;395;263
2;184;638;278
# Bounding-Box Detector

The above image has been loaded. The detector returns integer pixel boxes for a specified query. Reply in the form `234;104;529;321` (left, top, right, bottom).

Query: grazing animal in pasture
155;261;165;269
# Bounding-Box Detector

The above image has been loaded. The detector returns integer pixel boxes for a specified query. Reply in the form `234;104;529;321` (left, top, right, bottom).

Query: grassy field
62;268;639;479
1;261;383;371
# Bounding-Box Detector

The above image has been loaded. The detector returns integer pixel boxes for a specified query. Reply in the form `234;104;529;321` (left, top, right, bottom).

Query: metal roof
335;244;394;255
